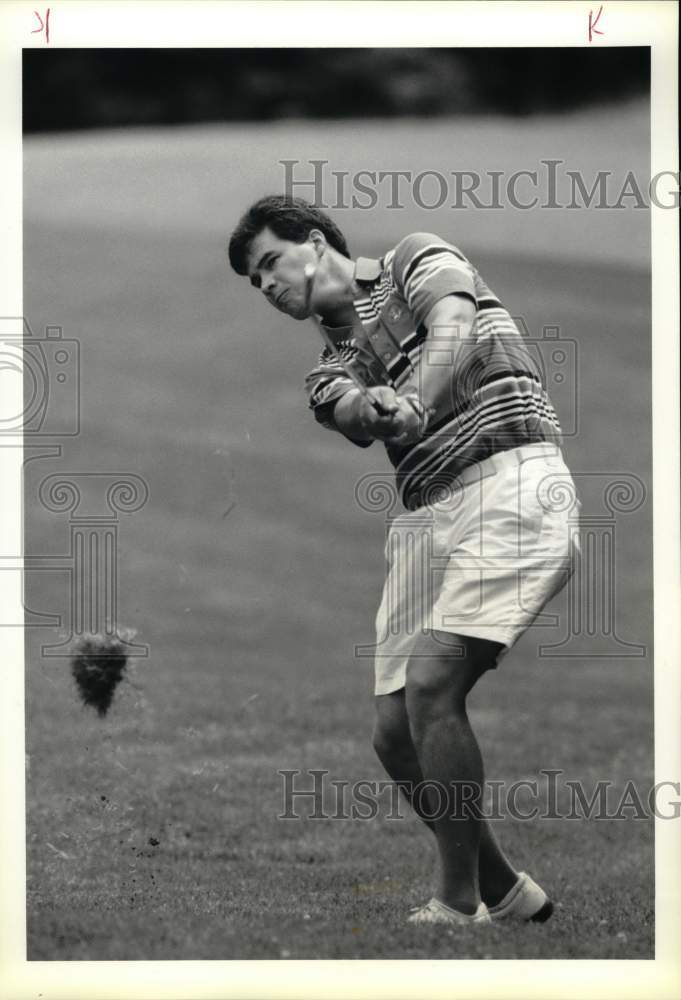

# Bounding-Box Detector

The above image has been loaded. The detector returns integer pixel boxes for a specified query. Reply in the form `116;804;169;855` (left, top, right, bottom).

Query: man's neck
319;253;360;328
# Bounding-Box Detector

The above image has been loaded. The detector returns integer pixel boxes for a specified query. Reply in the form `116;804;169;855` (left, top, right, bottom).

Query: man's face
246;227;317;320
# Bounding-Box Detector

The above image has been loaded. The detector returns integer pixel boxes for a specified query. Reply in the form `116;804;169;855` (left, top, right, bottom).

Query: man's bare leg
373;686;519;906
404;630;492;912
374;631;519;912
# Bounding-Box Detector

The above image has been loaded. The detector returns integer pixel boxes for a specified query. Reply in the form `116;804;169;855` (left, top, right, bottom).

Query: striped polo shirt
305;232;562;510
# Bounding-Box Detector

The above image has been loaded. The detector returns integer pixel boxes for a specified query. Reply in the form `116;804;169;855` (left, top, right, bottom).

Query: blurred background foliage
24;47;649;131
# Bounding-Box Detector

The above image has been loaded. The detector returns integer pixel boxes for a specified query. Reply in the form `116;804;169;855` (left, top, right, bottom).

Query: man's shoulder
389;232;469;275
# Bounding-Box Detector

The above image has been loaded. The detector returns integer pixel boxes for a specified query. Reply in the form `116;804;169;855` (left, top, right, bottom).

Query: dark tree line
24;48;649;132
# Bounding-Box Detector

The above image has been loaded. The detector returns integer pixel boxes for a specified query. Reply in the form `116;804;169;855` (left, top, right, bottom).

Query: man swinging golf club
228;195;580;928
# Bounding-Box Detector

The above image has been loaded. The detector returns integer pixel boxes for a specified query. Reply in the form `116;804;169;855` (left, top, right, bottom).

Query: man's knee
406;660;468;728
405;631;500;714
406;655;455;704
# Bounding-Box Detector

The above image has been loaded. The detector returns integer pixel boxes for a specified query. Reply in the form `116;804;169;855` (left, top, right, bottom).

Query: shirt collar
319;257;383;338
353;257;383;286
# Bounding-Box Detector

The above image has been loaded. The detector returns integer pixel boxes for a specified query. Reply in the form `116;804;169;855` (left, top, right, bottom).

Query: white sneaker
487;872;553;922
408;898;492;926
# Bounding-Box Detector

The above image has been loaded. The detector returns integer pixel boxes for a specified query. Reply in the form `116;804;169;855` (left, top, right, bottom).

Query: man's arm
413;293;477;416
305;362;375;447
334;293;476;445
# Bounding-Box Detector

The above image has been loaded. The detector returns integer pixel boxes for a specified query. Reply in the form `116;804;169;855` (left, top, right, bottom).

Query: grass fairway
23;110;653;960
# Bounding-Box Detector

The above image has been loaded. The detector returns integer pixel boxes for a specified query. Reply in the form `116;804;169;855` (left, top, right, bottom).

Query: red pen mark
31;8;51;44
588;5;604;42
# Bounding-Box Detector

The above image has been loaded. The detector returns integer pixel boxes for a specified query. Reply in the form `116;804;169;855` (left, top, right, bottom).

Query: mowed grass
23;112;653;960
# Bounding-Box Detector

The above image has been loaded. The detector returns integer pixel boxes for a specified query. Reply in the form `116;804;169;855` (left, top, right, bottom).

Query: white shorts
373;443;581;696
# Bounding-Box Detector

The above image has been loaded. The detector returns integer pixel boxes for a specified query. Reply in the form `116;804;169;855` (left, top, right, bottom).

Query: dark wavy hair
228;195;350;275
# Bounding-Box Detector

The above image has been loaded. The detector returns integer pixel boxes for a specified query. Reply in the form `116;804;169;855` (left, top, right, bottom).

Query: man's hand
358;387;425;445
333;386;429;445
